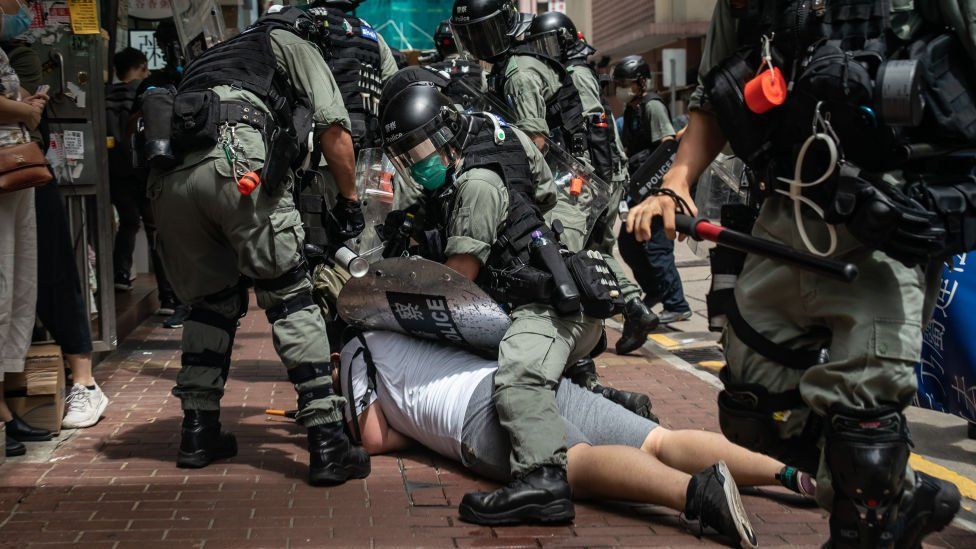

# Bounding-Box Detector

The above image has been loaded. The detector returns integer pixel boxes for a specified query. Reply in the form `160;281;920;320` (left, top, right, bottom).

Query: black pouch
171;90;220;152
564;250;621;319
138;86;179;170
487;265;553;307
703;48;778;164
911;33;976;144
262;101;312;196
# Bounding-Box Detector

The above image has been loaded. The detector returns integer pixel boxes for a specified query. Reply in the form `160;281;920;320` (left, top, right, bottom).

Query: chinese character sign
130;30;166;70
916;254;976;425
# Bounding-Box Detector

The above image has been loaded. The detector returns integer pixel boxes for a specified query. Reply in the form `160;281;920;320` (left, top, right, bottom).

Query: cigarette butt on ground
265;409;298;419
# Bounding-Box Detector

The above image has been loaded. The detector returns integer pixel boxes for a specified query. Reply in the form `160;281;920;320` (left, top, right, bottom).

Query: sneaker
684;461;758;548
62;383;109;429
659;309;693;324
156;295;179;316
163;305;191;329
776;465;817;498
114;273;133;292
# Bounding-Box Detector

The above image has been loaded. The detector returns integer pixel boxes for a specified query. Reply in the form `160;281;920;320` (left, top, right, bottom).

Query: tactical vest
428;56;484;110
621;93;667;158
488;45;588;158
435;115;556;307
309;6;384;149
178;20;295;125
706;0;894;177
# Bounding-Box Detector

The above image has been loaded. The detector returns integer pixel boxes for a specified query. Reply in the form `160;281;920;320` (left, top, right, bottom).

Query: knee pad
825;405;911;548
181;306;240;381
717;368;822;473
288;362;333;411
265;293;316;324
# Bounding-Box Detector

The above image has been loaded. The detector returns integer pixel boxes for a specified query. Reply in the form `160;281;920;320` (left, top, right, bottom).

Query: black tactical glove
841;174;946;267
324;194;365;242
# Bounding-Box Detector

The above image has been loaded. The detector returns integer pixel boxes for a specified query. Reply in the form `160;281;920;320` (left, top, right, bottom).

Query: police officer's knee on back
145;6;369;487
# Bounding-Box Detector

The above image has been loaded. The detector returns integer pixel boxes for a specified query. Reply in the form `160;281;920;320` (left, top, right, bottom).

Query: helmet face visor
527;32;561;59
452;10;512;61
386;125;456;180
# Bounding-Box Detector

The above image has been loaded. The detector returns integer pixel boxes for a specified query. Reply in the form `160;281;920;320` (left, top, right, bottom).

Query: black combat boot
307;422;371;486
177;410;238;468
684;461;758;548
616;298;659;355
459;465;574;526
894;471;961;549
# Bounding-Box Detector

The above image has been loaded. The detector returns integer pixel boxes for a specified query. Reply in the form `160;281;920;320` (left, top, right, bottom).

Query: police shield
337;256;512;355
346;148;396;262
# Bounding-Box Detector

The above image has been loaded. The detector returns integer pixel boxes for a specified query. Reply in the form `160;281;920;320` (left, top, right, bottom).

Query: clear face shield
385;121;461;192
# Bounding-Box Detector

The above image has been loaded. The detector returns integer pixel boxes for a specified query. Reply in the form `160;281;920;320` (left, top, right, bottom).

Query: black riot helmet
450;0;531;63
523;11;581;61
613;55;651;88
381;85;465;189
434;20;458;58
379;66;451;118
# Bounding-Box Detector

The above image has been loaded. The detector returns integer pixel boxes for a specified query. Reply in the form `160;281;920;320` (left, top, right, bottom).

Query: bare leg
642;428;782;487
65;353;94;386
0;383;11;422
567;443;690;510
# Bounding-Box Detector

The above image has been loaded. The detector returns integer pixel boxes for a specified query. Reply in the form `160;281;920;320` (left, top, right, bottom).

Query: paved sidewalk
0;299;973;548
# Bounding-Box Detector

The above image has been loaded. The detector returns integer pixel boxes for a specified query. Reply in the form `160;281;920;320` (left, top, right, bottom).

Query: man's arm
354;401;414;455
320;124;358;200
376;34;400;83
645;100;676;144
625;110;726;242
505;62;551;151
445;254;481;280
442;173;509;277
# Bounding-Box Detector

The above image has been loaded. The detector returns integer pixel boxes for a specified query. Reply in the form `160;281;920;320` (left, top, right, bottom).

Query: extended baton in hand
675;214;859;283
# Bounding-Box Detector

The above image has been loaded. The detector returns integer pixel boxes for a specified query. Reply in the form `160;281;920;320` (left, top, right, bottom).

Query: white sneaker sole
62;393;109;429
716;460;759;549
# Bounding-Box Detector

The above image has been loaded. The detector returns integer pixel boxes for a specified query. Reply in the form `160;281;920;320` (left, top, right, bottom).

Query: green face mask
410;154;449;191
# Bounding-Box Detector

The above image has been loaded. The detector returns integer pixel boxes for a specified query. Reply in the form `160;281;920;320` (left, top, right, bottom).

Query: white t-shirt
339;331;495;460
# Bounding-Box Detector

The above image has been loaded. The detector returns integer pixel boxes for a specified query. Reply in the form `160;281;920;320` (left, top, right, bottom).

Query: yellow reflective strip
649;334;679;348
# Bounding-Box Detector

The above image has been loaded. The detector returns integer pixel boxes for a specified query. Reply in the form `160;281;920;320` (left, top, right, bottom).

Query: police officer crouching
146;6;369;486
380;86;612;525
626;1;969;546
451;0;661;356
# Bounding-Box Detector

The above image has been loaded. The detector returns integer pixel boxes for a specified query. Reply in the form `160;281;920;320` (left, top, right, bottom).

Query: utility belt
140;87;311;196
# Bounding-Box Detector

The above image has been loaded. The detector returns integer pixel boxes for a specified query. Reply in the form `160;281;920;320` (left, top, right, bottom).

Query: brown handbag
0;141;52;194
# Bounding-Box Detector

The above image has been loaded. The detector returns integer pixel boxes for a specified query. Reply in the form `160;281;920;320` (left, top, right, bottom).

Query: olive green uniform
451;127;602;476
566;63;641;303
694;0;945;509
149;30;351;426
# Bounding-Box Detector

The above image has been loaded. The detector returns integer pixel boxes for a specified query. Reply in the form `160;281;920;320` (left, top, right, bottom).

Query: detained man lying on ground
337;331;817;548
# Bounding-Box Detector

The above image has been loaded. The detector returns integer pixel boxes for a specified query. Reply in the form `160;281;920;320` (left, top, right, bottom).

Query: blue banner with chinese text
916;254;976;425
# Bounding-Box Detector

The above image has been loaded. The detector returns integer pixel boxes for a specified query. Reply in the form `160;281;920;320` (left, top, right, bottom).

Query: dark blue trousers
617;220;690;313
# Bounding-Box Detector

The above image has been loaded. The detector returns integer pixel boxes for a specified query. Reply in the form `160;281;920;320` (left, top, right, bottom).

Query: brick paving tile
0;298;972;548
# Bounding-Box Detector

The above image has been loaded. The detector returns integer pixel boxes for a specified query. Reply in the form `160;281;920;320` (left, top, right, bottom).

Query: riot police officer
450;0;660;355
148;6;370;486
612;55;692;326
300;0;398;248
626;1;967;546
426;19;487;110
380;85;607;525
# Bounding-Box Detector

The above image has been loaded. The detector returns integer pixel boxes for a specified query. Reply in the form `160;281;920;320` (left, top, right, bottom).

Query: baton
676;214;859;283
265;409;298;419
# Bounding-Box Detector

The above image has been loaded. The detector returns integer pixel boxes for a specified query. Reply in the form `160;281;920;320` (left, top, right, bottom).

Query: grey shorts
459;376;658;483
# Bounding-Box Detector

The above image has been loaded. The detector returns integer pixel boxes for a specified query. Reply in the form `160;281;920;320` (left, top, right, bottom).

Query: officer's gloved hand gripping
319;122;365;241
626;111;727;242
